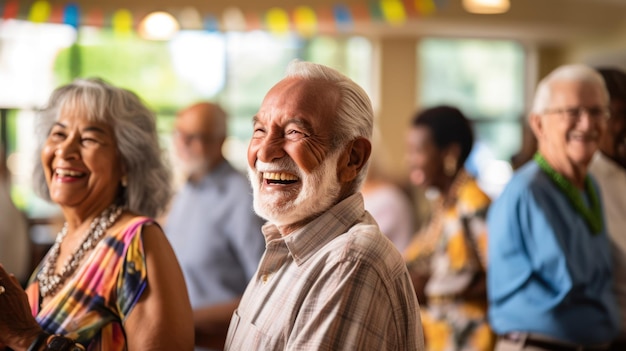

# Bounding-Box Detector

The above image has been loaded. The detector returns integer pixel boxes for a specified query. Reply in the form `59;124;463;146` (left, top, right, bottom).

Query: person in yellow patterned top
404;105;494;351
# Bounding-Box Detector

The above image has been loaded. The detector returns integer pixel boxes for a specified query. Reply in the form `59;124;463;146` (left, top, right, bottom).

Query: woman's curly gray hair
33;78;172;218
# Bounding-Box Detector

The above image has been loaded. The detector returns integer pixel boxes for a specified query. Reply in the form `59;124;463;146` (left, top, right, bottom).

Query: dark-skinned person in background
404;105;494;351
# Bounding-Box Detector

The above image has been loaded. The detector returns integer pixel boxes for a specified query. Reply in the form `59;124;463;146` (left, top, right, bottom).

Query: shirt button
261;274;269;283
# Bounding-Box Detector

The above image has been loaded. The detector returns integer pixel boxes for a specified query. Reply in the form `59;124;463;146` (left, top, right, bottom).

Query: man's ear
119;162;128;187
528;113;543;141
443;143;461;162
337;137;372;183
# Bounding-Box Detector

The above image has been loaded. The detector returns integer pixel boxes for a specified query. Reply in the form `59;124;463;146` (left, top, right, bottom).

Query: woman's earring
121;175;128;187
444;157;457;177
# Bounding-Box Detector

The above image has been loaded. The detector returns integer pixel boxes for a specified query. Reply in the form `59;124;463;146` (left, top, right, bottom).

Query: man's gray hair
284;60;374;192
33;78;172;218
531;64;609;115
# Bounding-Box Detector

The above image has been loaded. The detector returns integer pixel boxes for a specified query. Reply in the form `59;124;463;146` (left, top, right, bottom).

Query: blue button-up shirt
487;161;620;345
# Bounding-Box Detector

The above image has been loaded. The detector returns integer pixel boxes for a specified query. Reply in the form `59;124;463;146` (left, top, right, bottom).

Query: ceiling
30;0;626;43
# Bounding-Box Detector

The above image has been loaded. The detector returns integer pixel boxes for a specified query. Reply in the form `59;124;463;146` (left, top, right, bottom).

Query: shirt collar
261;193;365;265
187;159;230;189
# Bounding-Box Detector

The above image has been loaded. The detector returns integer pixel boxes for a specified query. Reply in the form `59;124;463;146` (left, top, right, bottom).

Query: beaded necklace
38;204;124;297
533;153;603;235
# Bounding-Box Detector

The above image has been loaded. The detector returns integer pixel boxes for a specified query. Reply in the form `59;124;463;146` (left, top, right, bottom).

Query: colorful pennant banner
293;6;317;37
28;0;51;23
265;7;290;34
63;3;79;28
0;0;445;35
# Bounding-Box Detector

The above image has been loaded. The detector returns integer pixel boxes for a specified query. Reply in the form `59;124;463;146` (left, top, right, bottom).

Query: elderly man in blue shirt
165;102;265;350
488;64;620;351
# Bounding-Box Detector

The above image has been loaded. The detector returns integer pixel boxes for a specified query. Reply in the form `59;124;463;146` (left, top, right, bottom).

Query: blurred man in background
488;64;619;350
165;102;265;350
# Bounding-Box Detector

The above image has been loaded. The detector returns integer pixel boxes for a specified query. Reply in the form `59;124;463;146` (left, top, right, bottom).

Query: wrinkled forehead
549;80;610;106
260;78;340;119
175;106;216;134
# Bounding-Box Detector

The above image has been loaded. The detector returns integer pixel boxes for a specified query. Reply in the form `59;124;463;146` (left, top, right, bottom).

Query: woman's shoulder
109;213;156;241
457;176;491;211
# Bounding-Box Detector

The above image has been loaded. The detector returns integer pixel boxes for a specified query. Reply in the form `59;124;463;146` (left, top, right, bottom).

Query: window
418;37;526;197
0;20;373;217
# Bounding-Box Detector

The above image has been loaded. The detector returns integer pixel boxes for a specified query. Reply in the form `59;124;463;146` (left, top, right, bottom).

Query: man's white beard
248;149;342;227
177;154;209;179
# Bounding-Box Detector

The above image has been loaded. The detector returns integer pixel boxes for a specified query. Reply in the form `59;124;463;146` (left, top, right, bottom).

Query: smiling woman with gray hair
0;78;193;351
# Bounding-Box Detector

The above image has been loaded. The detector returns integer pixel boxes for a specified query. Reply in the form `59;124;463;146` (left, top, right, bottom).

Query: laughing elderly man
224;60;424;351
